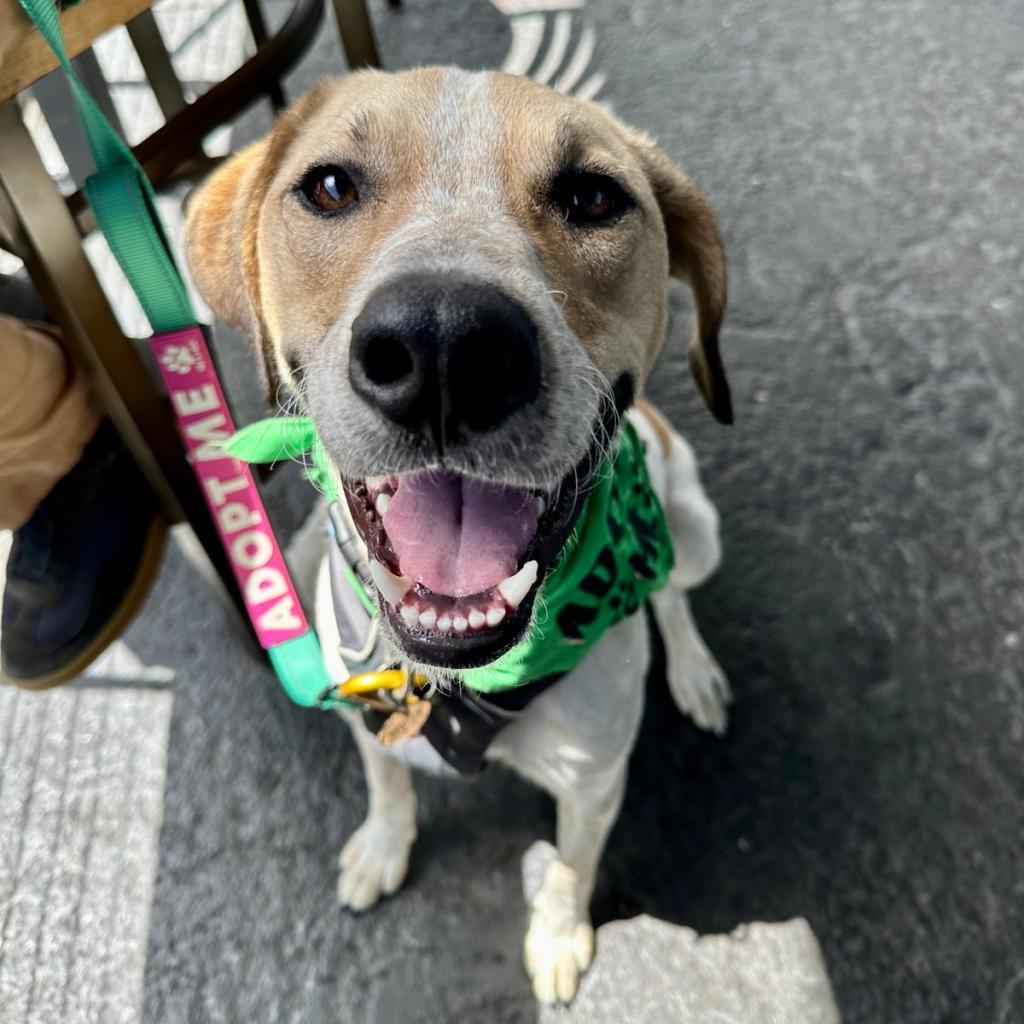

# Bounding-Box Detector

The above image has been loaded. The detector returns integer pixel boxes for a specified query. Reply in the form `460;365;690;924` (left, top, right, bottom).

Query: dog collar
226;417;674;696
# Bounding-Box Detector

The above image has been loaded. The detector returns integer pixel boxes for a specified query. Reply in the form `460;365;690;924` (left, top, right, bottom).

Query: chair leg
0;98;255;643
331;0;382;69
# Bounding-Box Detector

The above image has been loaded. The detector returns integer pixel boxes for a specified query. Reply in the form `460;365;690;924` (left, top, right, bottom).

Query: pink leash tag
152;326;308;648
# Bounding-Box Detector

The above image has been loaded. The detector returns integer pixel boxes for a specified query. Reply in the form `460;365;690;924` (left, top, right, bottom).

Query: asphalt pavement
3;0;1023;1022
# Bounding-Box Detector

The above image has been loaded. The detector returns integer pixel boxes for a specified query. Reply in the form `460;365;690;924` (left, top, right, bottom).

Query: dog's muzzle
336;271;614;669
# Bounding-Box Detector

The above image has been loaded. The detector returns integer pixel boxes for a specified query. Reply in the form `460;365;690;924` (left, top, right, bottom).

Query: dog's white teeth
411;605;500;633
375;493;391;517
497;560;538;610
535;495;546;517
383;569;534;635
366;475;387;491
369;559;413;607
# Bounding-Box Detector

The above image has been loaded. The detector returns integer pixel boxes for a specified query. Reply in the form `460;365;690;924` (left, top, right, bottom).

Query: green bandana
227;418;675;694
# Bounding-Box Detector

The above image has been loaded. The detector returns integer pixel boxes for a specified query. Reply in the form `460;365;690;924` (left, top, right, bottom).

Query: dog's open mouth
342;441;605;669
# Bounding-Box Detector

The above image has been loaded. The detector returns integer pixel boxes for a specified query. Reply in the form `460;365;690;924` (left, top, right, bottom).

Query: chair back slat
125;9;186;119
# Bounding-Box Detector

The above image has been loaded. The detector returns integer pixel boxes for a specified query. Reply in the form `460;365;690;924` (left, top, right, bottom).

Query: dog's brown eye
299;166;358;214
549;170;633;226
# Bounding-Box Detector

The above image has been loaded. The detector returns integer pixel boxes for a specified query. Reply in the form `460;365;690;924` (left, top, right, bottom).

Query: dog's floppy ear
186;138;283;399
185;83;329;401
186;139;268;333
636;139;732;424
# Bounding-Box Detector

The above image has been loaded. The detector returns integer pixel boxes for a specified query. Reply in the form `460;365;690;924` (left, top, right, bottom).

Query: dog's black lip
344;391;621;670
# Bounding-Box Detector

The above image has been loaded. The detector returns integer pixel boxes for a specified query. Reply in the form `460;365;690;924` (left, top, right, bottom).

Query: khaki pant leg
0;315;100;530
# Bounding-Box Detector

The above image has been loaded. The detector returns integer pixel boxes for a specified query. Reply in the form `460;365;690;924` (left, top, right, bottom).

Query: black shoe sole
1;515;168;690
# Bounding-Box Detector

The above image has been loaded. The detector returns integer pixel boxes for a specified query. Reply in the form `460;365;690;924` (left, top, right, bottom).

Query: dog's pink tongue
382;472;538;596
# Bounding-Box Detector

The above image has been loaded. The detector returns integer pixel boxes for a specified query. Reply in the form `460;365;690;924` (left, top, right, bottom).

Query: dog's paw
651;587;732;737
666;638;731;737
523;858;594;1003
525;918;594;1004
337;817;415;912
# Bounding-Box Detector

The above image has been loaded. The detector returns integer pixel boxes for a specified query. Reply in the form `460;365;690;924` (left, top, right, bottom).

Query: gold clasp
338;669;428;699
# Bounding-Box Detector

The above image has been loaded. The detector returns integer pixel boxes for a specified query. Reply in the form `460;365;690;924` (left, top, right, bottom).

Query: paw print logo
159;342;204;375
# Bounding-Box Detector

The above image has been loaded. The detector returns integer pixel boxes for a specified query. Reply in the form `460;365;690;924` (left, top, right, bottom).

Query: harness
229;418;675;774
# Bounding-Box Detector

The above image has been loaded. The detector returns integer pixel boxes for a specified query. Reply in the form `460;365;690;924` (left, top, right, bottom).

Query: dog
185;67;732;1004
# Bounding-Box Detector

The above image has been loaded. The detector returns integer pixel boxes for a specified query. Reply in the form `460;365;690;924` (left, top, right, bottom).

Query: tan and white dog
186;67;732;1003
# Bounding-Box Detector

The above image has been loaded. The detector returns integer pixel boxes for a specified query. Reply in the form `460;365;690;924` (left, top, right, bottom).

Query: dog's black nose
349;273;541;446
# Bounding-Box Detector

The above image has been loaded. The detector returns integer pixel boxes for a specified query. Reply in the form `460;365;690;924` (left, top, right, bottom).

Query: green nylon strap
18;0;195;332
20;0;352;709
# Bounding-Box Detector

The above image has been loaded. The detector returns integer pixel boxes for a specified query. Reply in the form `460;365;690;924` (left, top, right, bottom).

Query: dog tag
376;699;432;747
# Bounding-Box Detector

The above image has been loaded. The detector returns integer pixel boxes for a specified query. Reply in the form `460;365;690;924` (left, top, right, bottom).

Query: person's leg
0;289;165;688
0;314;100;530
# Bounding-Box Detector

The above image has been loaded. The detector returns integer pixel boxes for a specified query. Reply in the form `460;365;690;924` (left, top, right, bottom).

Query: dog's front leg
336;710;418;912
494;614;648;1003
649;585;731;735
523;768;627;1002
315;553;417;912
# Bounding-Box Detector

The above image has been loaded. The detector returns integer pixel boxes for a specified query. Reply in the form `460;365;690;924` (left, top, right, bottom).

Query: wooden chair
0;0;380;635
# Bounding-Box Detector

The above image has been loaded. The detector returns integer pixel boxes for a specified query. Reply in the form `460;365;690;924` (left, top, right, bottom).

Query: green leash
19;0;338;707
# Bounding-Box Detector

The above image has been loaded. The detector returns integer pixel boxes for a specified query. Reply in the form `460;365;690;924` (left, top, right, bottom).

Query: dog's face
187;68;729;670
